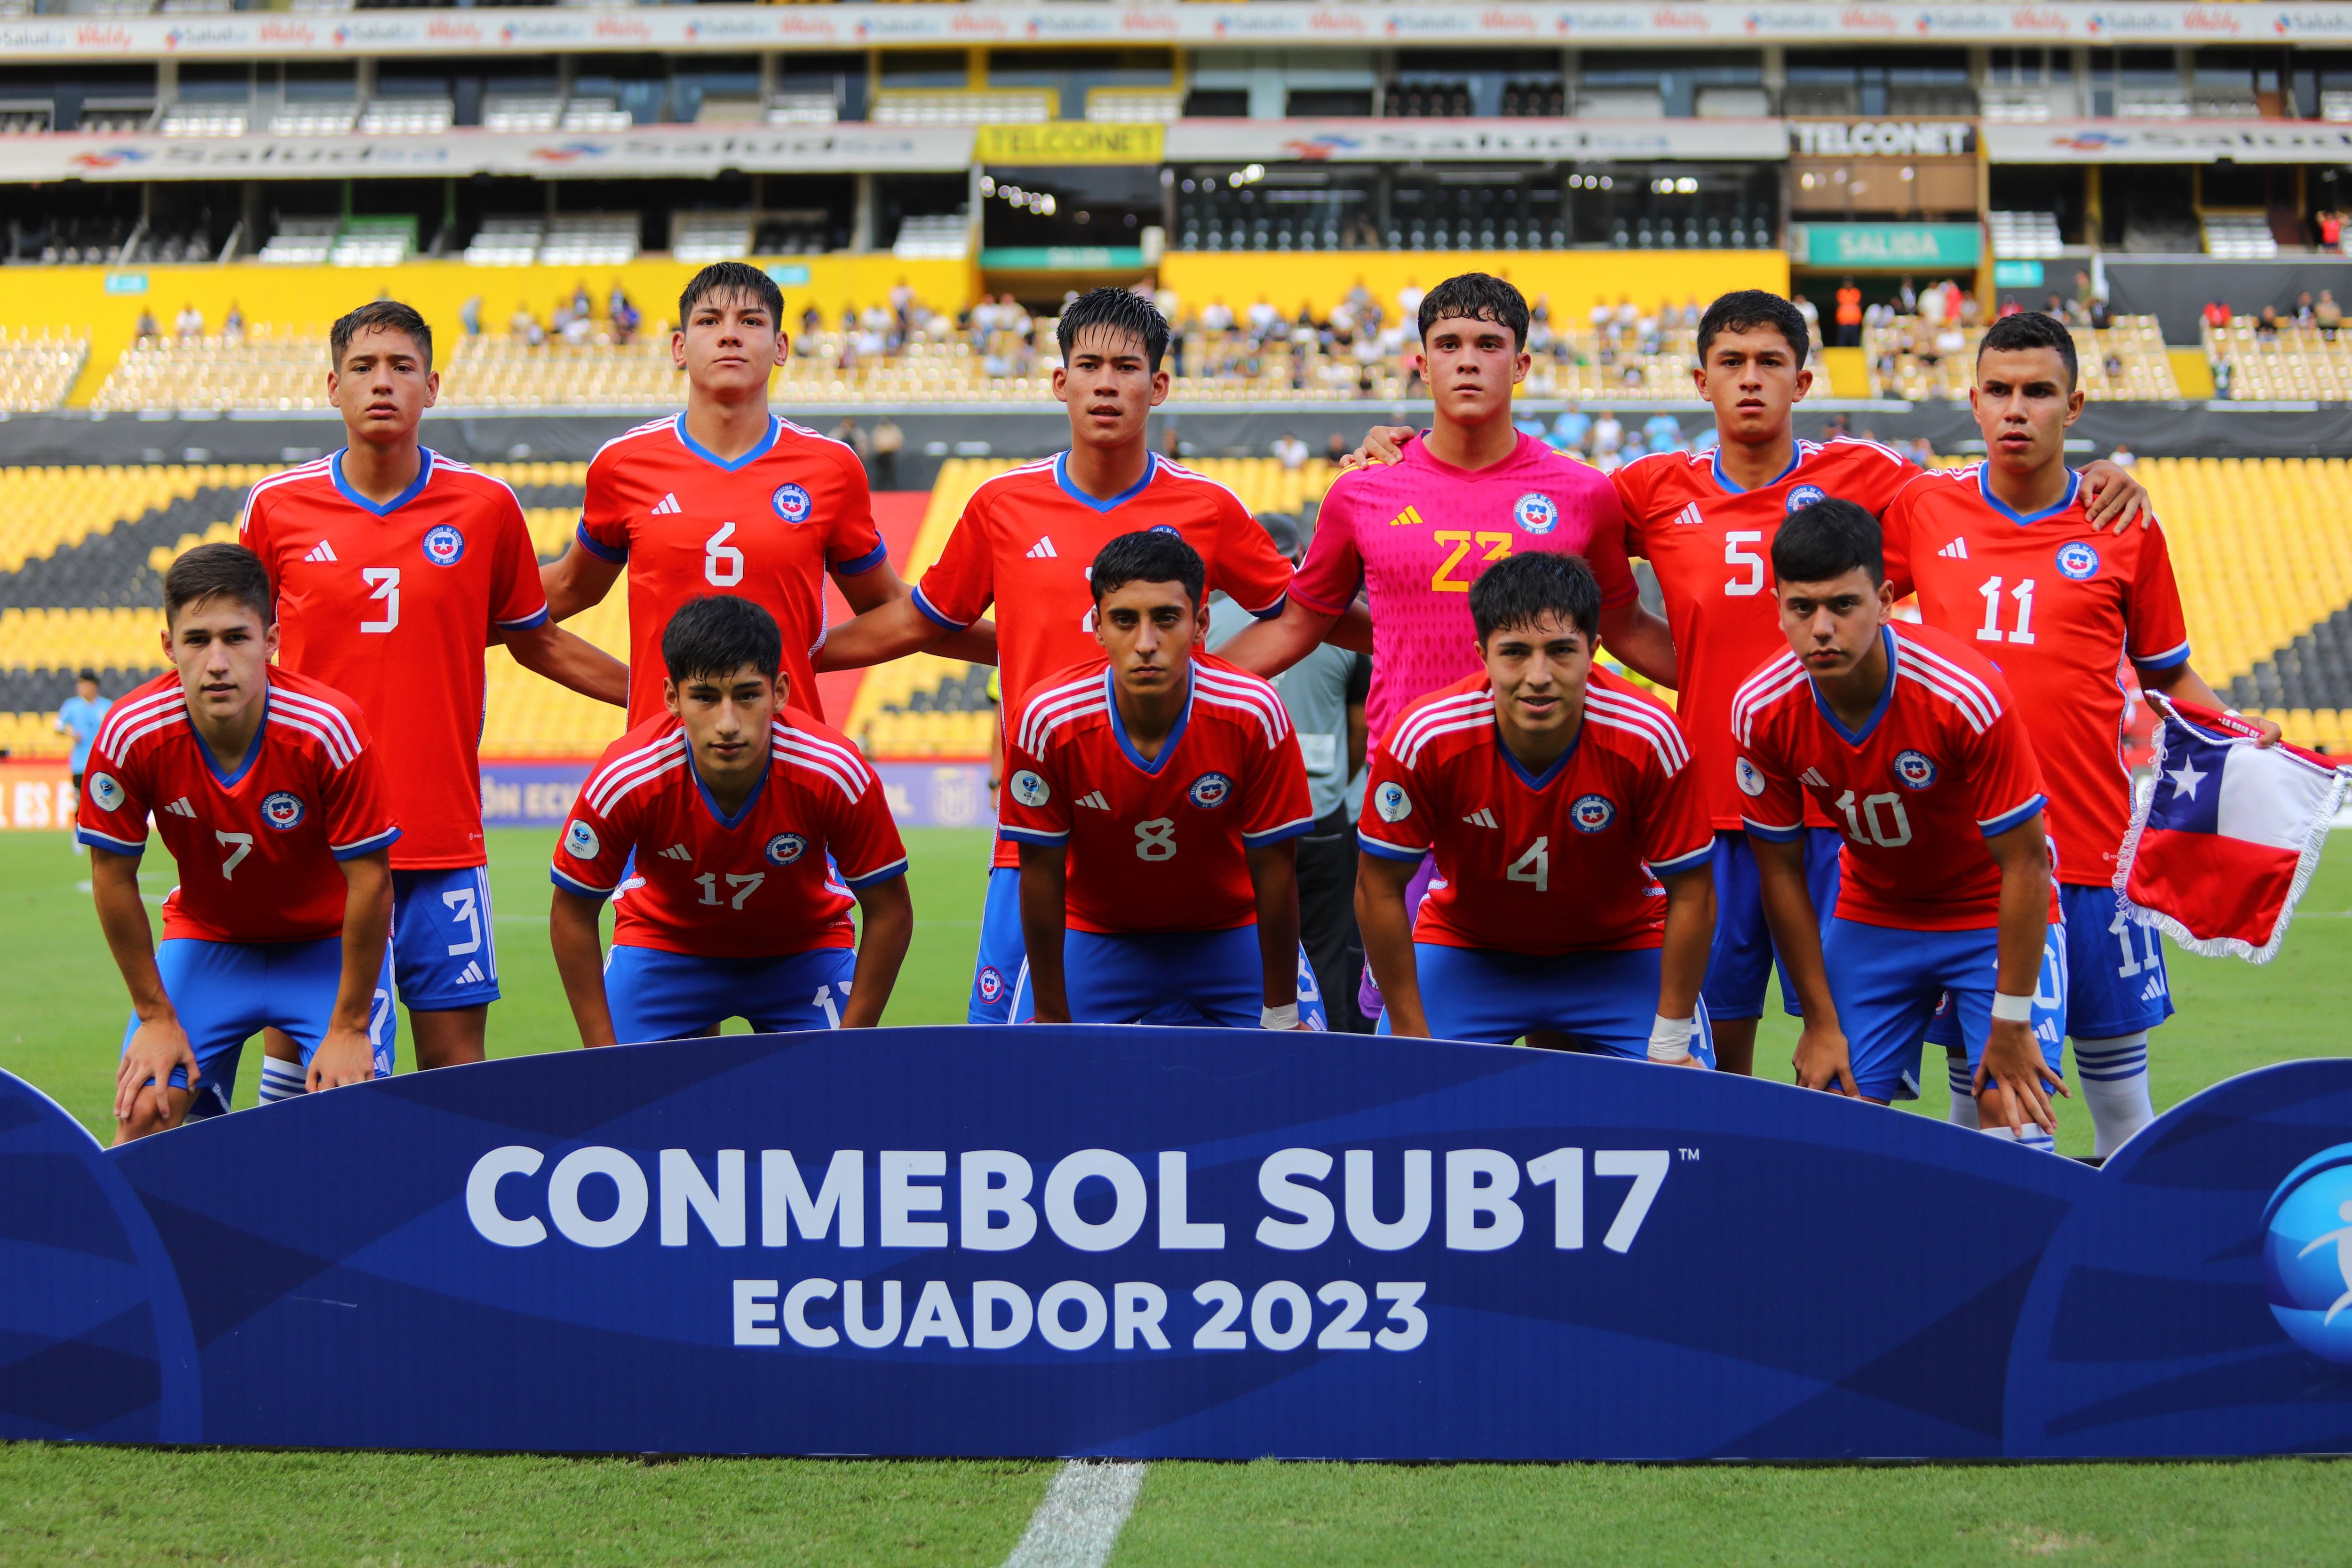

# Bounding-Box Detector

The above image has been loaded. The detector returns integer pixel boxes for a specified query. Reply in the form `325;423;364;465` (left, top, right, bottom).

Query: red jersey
1730;621;2055;932
1613;438;1918;828
580;414;885;727
239;449;549;868
1358;669;1713;955
550;708;906;959
998;653;1313;935
914;452;1296;869
1888;464;2193;888
75;669;398;944
1291;433;1638;746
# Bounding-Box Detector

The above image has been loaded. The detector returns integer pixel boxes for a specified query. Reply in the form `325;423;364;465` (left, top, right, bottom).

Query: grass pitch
2;827;2348;1564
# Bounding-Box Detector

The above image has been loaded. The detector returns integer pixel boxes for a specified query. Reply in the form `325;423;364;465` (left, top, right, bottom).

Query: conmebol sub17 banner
4;1030;2350;1459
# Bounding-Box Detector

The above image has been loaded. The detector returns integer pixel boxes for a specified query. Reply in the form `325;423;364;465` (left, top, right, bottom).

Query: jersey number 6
705;522;745;588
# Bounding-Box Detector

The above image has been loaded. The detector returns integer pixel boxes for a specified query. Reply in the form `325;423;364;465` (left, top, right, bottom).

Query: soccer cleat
302;540;338;564
651;493;682;516
1025;537;1058;559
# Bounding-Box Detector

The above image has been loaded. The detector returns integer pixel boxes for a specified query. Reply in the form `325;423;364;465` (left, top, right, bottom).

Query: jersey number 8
1135;818;1177;860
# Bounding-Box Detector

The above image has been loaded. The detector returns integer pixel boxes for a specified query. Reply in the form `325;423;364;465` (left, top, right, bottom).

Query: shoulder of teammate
1359;675;1484;857
915;456;1056;629
556;716;683;893
1583;667;1693;777
1009;658;1110;758
586;416;677;482
1894;623;2047;830
268;670;399;857
773;708;907;887
89;671;185;767
1814;434;1923;512
771;705;882;802
1159;459;1291;616
79;675;183;844
1608;448;1707;552
1288;462;1378;615
236;455;335;551
1383;672;1495;774
266;669;373;759
1729;645;1812;754
579;416;674;554
1193;652;1295;748
778;417;886;570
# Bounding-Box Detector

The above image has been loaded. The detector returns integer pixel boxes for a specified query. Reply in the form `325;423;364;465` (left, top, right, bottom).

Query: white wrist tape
1260;1003;1300;1031
1648;1014;1698;1062
1989;992;2035;1024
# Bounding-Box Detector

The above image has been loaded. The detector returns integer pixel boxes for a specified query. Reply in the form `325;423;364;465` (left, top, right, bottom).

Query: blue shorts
604;944;858;1043
1702;828;1843;1020
125;936;396;1118
391;865;500;1011
1926;884;2171;1050
1826;917;2067;1103
1374;943;1716;1066
969;864;1026;1024
1008;925;1327;1030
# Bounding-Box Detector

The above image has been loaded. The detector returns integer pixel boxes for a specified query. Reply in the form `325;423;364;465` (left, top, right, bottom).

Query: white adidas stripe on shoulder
239;457;335;516
776;416;868;467
1195;665;1291;746
1730;654;1809;745
972;456;1061;501
586;732;690;815
266;707;356;770
773;726;873;803
1390;691;1494;762
1586;688;1690;774
588;416;679;468
1392;707;1495;768
1894;638;2002;732
1017;671;1109;754
1151;453;1255;511
269;686;364;767
1825;435;1911;468
95;688;184;757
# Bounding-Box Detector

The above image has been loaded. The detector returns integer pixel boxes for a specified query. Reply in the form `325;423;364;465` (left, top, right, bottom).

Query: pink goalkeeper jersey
1290;433;1636;747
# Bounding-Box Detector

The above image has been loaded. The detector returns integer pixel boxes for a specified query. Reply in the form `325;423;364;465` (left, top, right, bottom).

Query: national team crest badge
87;772;123;812
771;484;813;525
421;524;466;566
1735;757;1768;797
262;791;306;830
1570;794;1617;833
1787;485;1828;514
564;820;600;860
1513;493;1559;535
765;832;810;866
1188;772;1234;809
2056;541;2100;581
1893;749;1939;790
977;966;1005;1004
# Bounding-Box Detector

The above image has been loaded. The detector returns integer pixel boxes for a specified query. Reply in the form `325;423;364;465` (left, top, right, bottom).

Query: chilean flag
2114;697;2350;963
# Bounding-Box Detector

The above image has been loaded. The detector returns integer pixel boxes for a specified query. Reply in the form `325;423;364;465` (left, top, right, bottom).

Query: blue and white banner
3;1032;2349;1459
483;761;994;831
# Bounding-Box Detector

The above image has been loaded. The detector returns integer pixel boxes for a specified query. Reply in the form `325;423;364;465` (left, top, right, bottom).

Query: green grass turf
2;826;2348;1564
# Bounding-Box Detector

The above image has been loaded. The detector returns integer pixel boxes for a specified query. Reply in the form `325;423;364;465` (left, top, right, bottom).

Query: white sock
2074;1032;2154;1159
1946;1054;1979;1130
257;1057;306;1106
1978;1121;2057;1154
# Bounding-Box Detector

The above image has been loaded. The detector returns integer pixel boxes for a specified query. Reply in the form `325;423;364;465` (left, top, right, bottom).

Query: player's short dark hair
1089;529;1205;612
678;262;786;334
1773;498;1885;588
1418;272;1528;351
1469;551;1600;645
1056;287;1170;372
661;594;782;685
77;668;98;684
330;300;432;372
1696;289;1810;366
1977;309;2079;390
164;542;274;628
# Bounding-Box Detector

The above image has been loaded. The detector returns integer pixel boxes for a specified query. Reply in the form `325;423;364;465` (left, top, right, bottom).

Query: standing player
539;262;992;730
238;300;626;1071
1343;289;2145;1077
1732;501;2068;1146
1000;533;1314;1028
56;668;109;856
77;545;398;1140
1891;310;2278;1155
816;288;1299;1022
549;595;911;1043
1356;554;1716;1062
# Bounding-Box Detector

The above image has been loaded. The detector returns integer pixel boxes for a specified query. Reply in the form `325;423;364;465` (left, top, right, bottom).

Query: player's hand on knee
117;1018;197;1124
1975;1022;2064;1133
1344;426;1415;469
306;1024;377;1092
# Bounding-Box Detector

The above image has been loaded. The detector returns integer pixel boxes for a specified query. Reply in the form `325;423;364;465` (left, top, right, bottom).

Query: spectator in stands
610;286;639;344
830;417;871;473
1161;424;1185;462
134;307;159;343
2108;441;2137;469
1897;276;1918;314
1793;294;1820;340
174;303;203;342
1552;406;1591;455
1274;432;1308;471
1996;294;2024;319
2104;348;2125;380
1207;511;1372;1031
2202;299;2232;331
459;296;482;339
510;302;544;347
2050;292;2080;326
1833;279;1863;347
2320;289;2343;341
562;309;594;348
569;281;592;323
2299;292;2318;328
222;302;245;342
1397;279;1426;321
1591;408;1623;460
1325;432;1350;466
2258;305;2282;342
1589;294;1613;335
1959;289;1983;327
2321;210;2344;253
870;417;903;491
1200;297;1235;333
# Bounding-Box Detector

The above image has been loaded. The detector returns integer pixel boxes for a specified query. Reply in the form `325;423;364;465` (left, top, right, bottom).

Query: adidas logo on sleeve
165;796;196;818
1026;537;1058;559
1462;807;1498;828
1936;537;1970;559
658;843;692;861
1077;790;1110;811
652;493;682;517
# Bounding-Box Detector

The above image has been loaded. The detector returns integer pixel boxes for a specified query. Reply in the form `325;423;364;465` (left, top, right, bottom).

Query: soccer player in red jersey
540;263;990;729
549;595;911;1043
818;289;1299;1022
999;532;1315;1028
238;301;625;1071
1890;310;2278;1155
1343;289;2146;1078
1356;554;1716;1061
76;546;399;1141
1732;501;2068;1148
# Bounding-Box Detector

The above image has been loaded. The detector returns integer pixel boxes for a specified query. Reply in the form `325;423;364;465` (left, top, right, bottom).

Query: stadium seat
1864;316;2178;402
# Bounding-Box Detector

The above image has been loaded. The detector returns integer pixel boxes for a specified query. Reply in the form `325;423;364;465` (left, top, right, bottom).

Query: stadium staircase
1;457;2346;764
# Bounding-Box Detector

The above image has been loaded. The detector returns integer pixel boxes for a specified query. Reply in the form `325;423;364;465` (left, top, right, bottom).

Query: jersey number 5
1431;531;1513;593
1724;532;1767;597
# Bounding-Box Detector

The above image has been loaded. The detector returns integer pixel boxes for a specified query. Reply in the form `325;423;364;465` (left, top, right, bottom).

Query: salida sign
4;1030;2350;1459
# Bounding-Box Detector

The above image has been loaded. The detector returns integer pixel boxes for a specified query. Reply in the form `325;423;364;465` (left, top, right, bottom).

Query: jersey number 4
1506;836;1550;892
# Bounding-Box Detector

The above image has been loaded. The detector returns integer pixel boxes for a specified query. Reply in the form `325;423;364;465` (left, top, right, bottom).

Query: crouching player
78;544;398;1140
1001;531;1318;1028
1354;553;1717;1062
549;595;912;1043
1731;500;2068;1146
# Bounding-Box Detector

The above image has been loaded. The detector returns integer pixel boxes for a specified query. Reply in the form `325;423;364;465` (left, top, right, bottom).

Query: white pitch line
1001;1459;1148;1568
